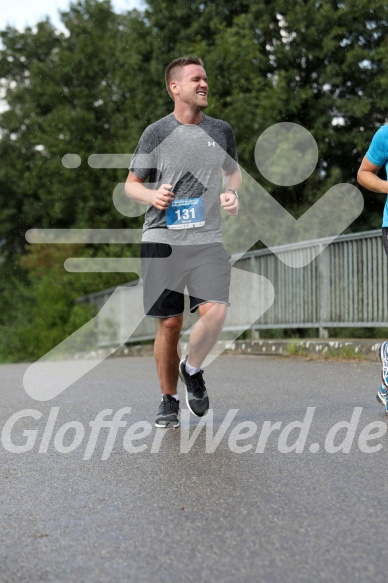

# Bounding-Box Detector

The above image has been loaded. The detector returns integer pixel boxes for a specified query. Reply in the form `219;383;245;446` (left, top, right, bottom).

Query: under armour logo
208;141;216;147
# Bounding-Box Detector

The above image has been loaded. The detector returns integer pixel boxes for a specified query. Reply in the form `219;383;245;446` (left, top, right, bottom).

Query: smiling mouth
197;91;207;96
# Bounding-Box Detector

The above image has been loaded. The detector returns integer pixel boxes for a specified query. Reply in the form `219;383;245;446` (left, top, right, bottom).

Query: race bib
166;198;205;229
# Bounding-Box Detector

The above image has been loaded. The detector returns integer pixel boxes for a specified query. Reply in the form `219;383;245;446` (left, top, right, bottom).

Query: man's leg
141;243;186;427
188;302;228;368
179;302;228;417
377;228;388;413
154;315;183;395
153;315;183;428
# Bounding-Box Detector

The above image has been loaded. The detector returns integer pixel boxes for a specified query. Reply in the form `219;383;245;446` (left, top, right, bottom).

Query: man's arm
220;167;242;216
125;171;175;211
357;157;388;194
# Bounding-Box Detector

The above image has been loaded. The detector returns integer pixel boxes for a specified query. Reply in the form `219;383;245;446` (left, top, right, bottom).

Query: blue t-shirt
366;125;388;226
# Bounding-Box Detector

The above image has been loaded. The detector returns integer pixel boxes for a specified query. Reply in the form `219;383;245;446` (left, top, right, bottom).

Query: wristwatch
227;188;239;199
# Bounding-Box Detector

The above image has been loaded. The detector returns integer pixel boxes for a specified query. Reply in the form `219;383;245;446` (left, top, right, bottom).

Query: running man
125;57;241;427
357;123;388;412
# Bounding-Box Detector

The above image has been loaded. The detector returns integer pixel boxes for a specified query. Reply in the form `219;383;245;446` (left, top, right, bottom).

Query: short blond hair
165;56;205;101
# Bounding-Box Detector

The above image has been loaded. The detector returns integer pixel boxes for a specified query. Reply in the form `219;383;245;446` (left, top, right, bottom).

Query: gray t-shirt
129;112;238;244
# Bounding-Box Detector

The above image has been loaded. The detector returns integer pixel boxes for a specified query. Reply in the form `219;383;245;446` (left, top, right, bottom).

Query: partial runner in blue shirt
357;124;388;412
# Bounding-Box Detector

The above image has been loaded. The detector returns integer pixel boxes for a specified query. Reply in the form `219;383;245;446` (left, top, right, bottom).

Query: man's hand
150;184;175;210
125;173;174;209
220;191;239;216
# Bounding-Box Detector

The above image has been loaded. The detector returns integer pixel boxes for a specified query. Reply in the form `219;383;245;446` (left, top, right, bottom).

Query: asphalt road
0;354;387;583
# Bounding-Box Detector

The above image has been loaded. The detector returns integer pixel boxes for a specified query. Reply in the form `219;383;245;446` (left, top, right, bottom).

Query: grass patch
285;342;364;360
286;341;309;357
323;346;363;360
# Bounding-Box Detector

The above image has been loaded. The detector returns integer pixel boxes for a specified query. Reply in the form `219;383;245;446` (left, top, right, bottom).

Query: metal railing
237;229;388;330
77;229;388;345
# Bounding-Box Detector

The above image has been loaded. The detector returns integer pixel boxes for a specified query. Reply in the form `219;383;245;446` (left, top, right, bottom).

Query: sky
0;0;144;31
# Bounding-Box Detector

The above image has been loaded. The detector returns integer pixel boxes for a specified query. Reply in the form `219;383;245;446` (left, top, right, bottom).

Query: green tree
203;0;387;226
0;0;147;361
0;1;151;260
0;0;387;361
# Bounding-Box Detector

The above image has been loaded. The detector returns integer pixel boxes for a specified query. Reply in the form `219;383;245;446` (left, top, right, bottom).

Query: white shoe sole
155;420;180;428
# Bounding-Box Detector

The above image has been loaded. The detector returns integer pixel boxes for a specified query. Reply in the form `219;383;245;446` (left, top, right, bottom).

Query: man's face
173;64;209;109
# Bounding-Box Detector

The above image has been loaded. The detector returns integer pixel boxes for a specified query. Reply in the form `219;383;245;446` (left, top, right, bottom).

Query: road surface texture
0;354;387;583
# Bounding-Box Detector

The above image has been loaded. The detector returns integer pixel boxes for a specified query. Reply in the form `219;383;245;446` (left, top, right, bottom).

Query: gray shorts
140;242;231;318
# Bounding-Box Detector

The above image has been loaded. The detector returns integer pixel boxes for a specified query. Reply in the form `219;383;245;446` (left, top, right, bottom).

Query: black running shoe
155;394;180;428
179;356;209;417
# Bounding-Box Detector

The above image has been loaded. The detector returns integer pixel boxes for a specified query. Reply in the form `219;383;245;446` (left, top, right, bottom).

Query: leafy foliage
0;0;387;360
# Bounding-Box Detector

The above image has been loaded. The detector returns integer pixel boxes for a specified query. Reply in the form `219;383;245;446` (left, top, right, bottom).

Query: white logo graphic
23;123;363;401
2;406;385;459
